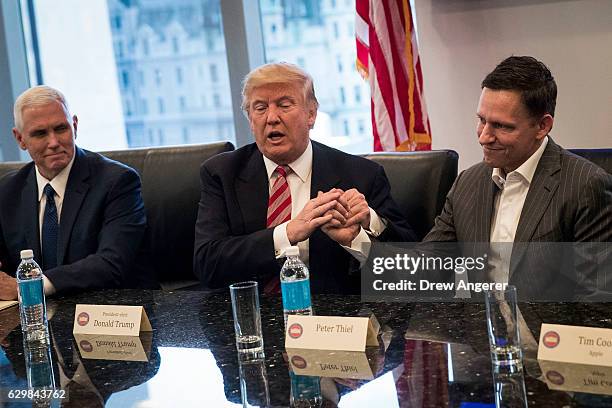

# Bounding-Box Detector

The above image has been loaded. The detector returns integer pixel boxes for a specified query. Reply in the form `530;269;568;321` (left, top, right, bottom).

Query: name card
286;348;375;379
539;360;612;396
538;323;612;366
285;315;379;351
73;304;152;336
0;300;18;312
74;333;152;362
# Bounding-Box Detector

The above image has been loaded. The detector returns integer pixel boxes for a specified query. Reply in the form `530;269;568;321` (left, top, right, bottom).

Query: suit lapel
22;166;41;262
58;148;90;265
510;140;561;276
310;142;340;198
236;148;268;233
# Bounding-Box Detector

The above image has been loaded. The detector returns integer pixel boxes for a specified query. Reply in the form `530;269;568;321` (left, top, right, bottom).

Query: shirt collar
492;136;549;189
262;140;312;183
36;150;76;202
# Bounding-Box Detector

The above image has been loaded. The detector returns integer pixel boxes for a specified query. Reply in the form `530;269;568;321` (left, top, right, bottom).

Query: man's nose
266;105;281;124
47;132;60;147
478;123;495;145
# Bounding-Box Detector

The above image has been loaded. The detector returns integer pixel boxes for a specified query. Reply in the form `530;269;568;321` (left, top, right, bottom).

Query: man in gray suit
424;56;611;300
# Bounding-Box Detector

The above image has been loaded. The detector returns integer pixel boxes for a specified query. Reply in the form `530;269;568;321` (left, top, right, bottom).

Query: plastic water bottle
280;246;312;327
16;249;49;343
290;372;322;407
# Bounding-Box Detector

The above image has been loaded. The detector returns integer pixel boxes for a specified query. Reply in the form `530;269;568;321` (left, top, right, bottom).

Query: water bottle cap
20;249;34;259
284;246;300;257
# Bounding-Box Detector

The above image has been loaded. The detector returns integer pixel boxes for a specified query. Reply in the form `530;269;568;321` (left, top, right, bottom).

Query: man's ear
72;115;78;138
12;128;27;151
307;105;317;129
537;114;554;139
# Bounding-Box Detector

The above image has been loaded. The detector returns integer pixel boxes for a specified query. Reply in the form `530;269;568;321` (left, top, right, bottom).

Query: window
121;70;129;88
213;93;221;107
23;0;235;150
354;85;361;103
210;64;218;83
260;0;372;153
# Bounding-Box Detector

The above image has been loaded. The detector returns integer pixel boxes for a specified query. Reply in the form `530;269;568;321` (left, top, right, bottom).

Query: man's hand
341;188;370;229
286;189;344;245
0;271;18;300
319;190;361;246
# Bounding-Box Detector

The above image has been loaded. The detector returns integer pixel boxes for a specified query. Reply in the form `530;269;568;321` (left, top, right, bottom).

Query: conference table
1;289;612;407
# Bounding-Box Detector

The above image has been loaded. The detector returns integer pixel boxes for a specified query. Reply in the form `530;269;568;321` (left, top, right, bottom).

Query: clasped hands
286;188;370;246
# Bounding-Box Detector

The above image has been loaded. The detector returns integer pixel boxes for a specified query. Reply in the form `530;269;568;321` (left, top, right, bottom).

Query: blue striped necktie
42;184;58;270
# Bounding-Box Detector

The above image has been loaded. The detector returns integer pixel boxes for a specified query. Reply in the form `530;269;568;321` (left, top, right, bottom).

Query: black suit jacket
424;138;612;299
194;141;416;294
0;147;157;293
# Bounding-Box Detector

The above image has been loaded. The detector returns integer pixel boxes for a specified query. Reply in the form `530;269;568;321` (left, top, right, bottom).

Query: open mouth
267;131;285;141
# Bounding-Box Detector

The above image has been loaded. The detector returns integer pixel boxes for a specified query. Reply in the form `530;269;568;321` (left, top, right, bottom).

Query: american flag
356;0;432;151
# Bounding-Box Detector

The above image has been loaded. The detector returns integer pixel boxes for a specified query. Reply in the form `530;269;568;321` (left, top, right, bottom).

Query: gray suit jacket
424;138;612;300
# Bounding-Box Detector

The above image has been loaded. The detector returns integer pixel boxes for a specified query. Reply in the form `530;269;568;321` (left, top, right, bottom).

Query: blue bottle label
281;279;312;311
19;279;44;307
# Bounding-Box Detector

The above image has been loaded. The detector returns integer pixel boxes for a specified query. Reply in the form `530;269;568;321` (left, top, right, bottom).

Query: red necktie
266;166;292;227
264;166;292;294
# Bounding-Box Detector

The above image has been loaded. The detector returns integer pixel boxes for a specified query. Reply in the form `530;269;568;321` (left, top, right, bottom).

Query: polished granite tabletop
1;289;612;407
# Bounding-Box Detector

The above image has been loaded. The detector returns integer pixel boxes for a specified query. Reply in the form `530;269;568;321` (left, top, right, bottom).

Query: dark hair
482;56;557;118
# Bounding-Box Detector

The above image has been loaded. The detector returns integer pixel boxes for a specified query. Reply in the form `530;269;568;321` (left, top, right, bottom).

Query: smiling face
13;100;77;180
476;88;553;173
247;82;316;165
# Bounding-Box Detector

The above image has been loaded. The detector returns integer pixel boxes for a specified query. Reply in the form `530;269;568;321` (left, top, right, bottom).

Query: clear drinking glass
229;281;264;361
485;285;523;368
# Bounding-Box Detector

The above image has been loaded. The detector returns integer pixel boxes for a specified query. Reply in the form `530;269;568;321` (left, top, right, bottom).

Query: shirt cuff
366;207;387;237
341;227;371;264
42;274;56;296
273;221;292;259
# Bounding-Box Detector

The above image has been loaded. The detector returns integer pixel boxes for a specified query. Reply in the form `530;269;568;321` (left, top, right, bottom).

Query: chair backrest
568;148;612;174
101;142;235;286
363;150;458;239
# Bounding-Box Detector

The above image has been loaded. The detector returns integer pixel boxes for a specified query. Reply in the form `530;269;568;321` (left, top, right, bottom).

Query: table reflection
2;290;612;407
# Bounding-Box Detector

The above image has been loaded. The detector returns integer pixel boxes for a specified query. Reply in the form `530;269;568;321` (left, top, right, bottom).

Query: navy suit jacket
194;141;416;294
0;147;157;293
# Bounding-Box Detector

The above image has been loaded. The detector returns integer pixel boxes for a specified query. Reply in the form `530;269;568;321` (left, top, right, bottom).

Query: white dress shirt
35;153;75;295
487;136;549;283
264;141;387;266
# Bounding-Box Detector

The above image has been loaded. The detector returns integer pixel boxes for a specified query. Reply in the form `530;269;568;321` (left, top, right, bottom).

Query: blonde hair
14;85;71;131
241;62;319;115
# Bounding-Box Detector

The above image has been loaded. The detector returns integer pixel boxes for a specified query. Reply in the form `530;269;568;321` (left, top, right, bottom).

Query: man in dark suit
194;62;415;294
424;56;611;300
0;85;155;299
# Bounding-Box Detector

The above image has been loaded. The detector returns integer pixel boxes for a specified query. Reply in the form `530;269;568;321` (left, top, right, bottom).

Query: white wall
414;0;612;170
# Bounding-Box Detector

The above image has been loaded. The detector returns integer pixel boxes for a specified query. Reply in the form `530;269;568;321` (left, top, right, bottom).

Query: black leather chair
100;142;235;289
363;150;459;239
568;148;612;174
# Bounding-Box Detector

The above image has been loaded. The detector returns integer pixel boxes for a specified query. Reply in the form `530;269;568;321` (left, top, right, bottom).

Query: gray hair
14;85;71;131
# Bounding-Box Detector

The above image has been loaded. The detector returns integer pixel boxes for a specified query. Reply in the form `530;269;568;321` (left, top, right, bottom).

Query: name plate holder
73;304;152;336
538;323;612;366
285;315;379;352
74;333;152;362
